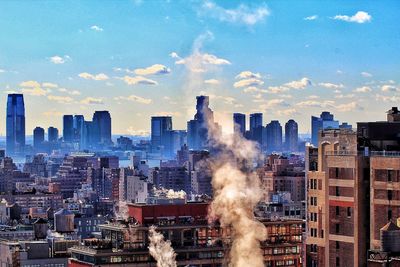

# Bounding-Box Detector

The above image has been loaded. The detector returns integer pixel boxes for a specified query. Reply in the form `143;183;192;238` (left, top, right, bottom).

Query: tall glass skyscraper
6;94;25;155
92;111;112;146
233;113;246;136
63;115;74;142
151;116;172;148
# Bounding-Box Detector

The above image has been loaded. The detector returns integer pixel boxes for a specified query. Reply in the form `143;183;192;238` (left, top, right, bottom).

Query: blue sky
0;0;399;135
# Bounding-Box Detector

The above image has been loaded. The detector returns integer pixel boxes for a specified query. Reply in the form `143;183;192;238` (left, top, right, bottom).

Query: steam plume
208;123;267;267
148;226;177;267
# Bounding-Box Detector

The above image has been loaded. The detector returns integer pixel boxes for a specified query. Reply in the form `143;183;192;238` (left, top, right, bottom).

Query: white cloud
20;80;41;88
119;75;158;85
333;11;372;24
204;79;220;85
354;86;372;93
42;82;58;88
335;94;355;99
381;85;399;92
284;77;312;89
336;101;363;112
308;95;320;99
126;127;149;136
80;97;104;105
256;99;289;109
318;82;344;89
361;71;372;77
0;69;5;73
114;95;152;104
49;55;71;64
276;108;299;116
234;78;264;88
296;100;335;108
43;110;63;117
235;71;261;80
90;25;104;32
304;15;318;21
375;94;400;103
154;111;182;117
21;87;48;96
78;72;109;81
200;1;270;26
134;64;171;75
47;95;74;103
175;52;231;68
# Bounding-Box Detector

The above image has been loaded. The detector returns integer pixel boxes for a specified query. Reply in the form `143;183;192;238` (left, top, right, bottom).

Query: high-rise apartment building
63;115;74;142
266;120;283;152
6;94;25;155
233;113;246;136
33;127;45;151
48;127;59;142
285;119;299;152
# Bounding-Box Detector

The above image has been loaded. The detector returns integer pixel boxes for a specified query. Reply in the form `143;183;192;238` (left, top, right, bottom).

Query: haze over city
1;1;399;136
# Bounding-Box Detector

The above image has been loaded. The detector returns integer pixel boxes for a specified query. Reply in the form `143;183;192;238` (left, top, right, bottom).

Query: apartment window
388;170;394;182
336;206;340;216
320;229;324;238
336;241;340;249
388;190;393;201
336;186;340;196
388;210;393;221
335;168;339;178
336;257;340;267
347;207;352;217
336;224;340;234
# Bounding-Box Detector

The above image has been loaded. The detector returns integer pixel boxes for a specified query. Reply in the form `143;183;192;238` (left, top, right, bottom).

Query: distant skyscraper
311;111;339;145
266;120;282;152
187;95;217;150
249;113;263;146
63;115;74;142
250;113;263;131
48;127;59;142
6;94;25;155
33;127;45;150
92;111;112;146
233;113;246;135
285;119;298;152
73;115;84;142
151;116;172;148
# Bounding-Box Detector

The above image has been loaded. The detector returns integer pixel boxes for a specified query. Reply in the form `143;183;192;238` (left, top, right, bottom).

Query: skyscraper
63;115;74;142
187;95;217;150
92;111;112;146
151;116;172;148
266;120;282;152
311;111;339;145
48;127;59;142
73;115;84;142
6;94;25;155
250;113;263;146
233;113;246;136
285;119;298;152
33;127;45;151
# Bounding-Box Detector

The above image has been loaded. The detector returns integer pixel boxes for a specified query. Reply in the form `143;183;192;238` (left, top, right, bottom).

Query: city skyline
0;1;399;135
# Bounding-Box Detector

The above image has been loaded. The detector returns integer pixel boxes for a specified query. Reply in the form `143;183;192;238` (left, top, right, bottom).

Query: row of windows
310;212;317;222
310;179;318;190
310;196;318;206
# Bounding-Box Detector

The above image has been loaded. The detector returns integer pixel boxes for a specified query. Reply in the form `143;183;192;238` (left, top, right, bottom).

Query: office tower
249;113;263;146
33;127;45;151
92;111;112;146
311;111;339;146
285;119;298;152
6;94;25;155
233;113;246;136
48;127;59;142
151;116;172;150
73;115;84;142
63;115;74;142
168;130;187;158
250;113;263;131
0;150;4;160
266;120;282;152
187;96;217;150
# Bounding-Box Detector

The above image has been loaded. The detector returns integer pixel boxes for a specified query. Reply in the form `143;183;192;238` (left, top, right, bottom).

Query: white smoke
153;187;187;199
148;226;177;267
116;201;129;220
207;127;267;267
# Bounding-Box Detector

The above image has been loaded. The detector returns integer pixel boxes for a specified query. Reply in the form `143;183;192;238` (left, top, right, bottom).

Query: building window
335;168;339;178
336;206;340;216
336;224;340;234
336;186;340;196
336;257;340;267
320;229;324;238
388;190;393;201
388;209;393;220
347;207;351;217
388;170;394;182
336;241;340;249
